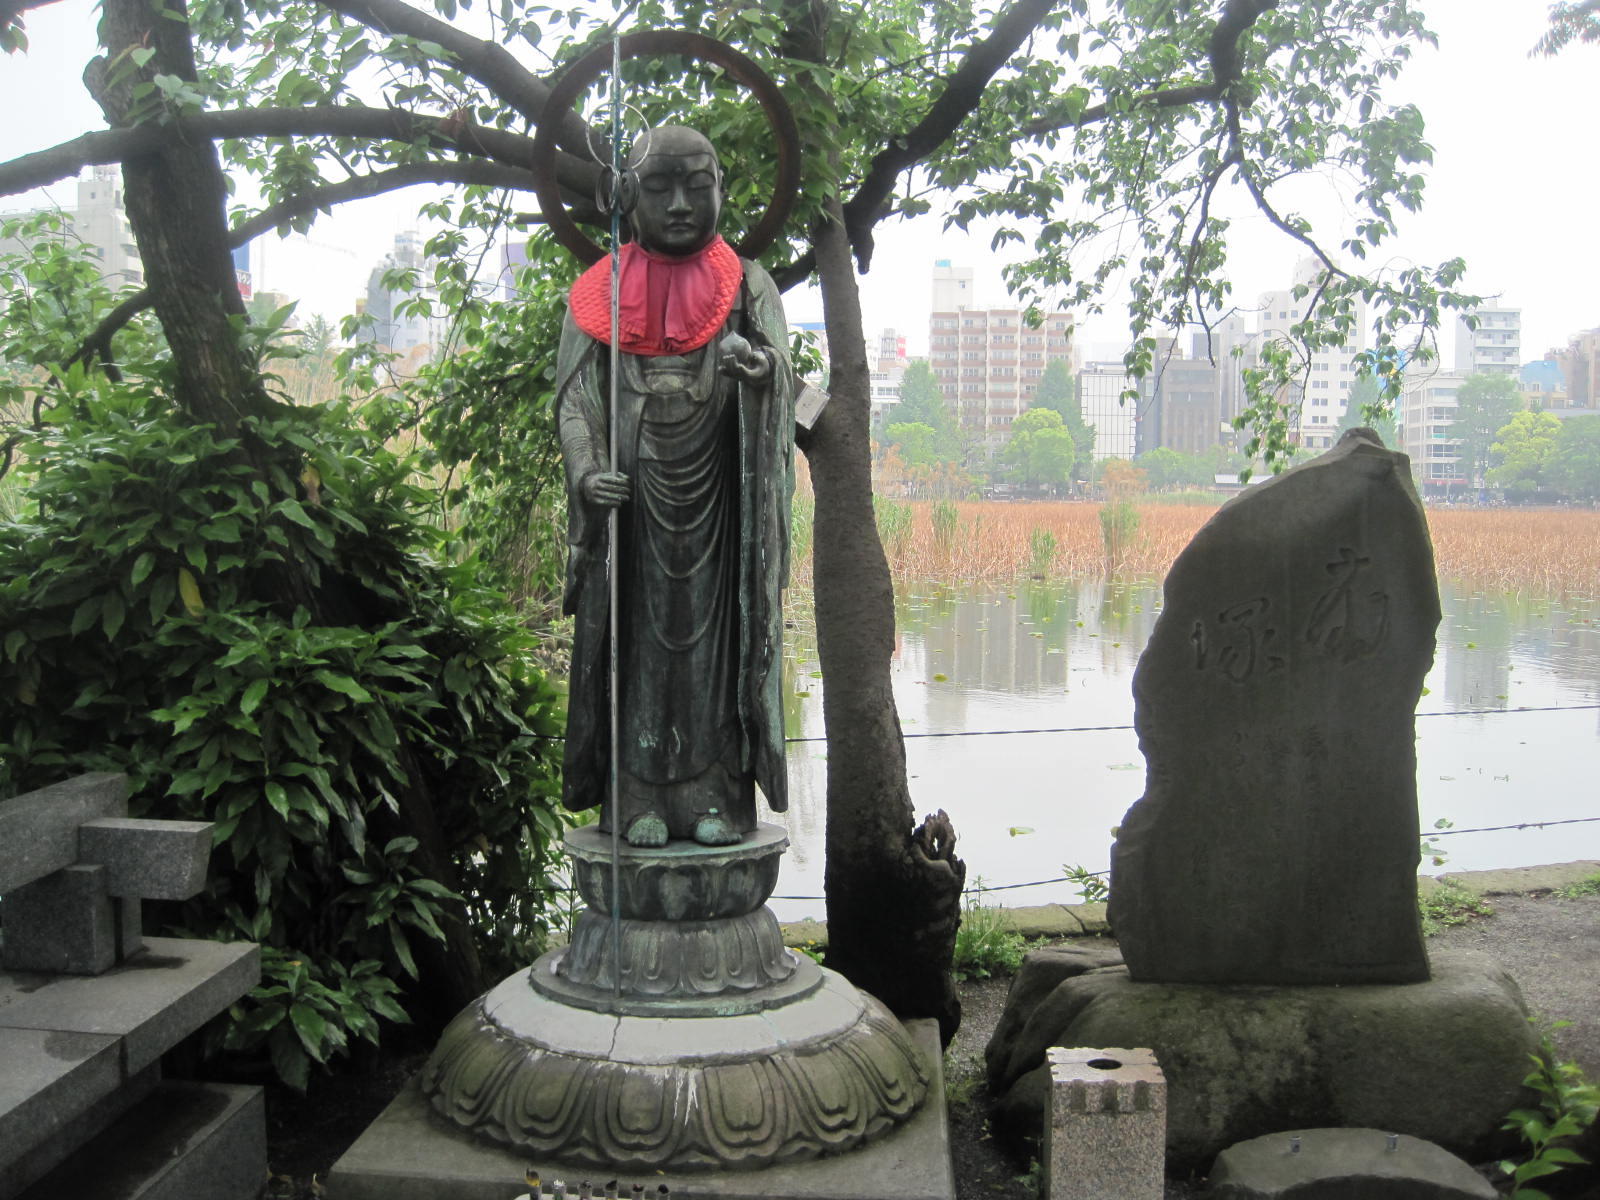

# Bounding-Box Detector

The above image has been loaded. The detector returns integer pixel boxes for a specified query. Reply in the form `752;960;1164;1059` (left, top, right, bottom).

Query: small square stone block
1;864;119;975
1045;1046;1166;1200
78;817;213;900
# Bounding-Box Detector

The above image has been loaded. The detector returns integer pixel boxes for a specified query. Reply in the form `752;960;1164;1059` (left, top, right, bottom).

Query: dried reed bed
1426;508;1600;594
790;500;1600;594
790;500;1216;586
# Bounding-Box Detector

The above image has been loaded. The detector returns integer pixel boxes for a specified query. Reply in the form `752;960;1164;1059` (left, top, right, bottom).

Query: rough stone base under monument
327;1019;953;1200
988;948;1535;1170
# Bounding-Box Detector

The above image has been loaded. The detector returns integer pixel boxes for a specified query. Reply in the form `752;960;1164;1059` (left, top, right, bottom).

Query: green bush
952;886;1028;981
1028;526;1057;577
1098;498;1140;567
0;375;568;1089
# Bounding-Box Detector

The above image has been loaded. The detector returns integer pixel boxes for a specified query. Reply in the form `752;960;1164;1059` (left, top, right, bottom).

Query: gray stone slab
0;1026;122;1182
0;937;260;1076
0;772;127;893
1206;1127;1497;1199
1;863;119;975
16;1080;265;1200
327;1019;955;1200
0;1064;158;1200
1110;432;1436;986
78;817;213;900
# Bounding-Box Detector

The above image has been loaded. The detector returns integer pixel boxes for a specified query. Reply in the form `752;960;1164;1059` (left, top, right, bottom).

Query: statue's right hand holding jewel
581;470;631;508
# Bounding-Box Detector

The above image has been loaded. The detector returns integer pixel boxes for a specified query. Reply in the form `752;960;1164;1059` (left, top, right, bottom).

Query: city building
1454;305;1521;376
1520;357;1567;406
1396;368;1470;494
868;328;908;441
1140;344;1224;456
1076;361;1139;460
1556;327;1600;410
1255;257;1369;452
927;263;1077;447
1;166;145;289
363;231;446;358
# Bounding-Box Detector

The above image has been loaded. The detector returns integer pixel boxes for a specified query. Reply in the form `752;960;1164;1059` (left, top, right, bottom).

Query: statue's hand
717;333;772;384
581;470;630;508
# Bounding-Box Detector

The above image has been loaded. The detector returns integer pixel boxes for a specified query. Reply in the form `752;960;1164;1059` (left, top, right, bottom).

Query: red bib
569;236;742;356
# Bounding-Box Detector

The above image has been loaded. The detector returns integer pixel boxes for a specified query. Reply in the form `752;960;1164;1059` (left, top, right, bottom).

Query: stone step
15;1081;265;1200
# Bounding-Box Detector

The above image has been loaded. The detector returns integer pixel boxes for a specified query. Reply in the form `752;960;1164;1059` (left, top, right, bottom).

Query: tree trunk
806;201;966;1044
86;0;485;1030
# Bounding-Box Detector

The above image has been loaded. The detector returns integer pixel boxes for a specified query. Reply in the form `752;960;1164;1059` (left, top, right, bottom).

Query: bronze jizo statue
556;125;794;848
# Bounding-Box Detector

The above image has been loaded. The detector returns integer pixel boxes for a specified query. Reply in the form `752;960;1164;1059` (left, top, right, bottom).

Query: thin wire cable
780;702;1600;743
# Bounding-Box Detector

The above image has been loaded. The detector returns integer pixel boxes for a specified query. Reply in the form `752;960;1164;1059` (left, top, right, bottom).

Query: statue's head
627;125;722;257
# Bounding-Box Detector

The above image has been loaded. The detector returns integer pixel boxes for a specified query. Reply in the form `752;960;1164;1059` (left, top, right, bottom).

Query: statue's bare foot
624;813;668;847
693;810;742;846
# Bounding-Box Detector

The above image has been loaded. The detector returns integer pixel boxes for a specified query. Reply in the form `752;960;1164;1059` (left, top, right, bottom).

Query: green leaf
264;781;292;819
289;1002;329;1060
130;550;156;587
240;678;269;716
389;922;418;978
313;670;373;703
268;1024;311;1091
100;591;126;640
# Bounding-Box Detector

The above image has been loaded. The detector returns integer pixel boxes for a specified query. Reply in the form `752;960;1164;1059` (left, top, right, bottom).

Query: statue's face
631;143;722;256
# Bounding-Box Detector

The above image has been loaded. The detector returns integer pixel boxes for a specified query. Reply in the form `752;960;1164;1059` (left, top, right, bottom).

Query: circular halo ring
532;30;801;266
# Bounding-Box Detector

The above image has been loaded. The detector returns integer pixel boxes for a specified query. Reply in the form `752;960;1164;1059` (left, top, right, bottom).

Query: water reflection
768;577;1600;921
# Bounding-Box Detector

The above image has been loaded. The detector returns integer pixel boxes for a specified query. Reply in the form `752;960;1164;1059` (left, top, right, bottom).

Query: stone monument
984;433;1537;1170
1109;427;1436;984
330;124;943;1196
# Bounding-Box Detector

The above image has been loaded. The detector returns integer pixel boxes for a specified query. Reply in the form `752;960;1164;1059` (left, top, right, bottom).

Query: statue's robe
555;247;794;838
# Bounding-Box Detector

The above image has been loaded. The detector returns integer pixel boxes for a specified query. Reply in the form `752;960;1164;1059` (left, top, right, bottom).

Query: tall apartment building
1454;305;1521;376
1;166;145;289
1141;345;1224;455
1396;369;1470;493
927;263;1076;446
1076;362;1139;460
1256;257;1369;452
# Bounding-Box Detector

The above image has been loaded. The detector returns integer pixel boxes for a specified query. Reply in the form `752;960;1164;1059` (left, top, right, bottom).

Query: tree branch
314;0;599;157
0;104;600;200
1019;0;1279;136
838;0;1058;271
65;158;560;369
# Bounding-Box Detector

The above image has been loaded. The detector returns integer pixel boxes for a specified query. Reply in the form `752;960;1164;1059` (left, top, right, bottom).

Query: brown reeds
787;499;1600;595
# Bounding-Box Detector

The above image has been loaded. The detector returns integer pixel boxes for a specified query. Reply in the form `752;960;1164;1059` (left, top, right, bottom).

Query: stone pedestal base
418;824;930;1172
328;1019;954;1200
987;948;1536;1170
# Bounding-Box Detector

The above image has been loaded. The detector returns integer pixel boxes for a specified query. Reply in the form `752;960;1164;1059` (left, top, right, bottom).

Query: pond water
767;579;1600;921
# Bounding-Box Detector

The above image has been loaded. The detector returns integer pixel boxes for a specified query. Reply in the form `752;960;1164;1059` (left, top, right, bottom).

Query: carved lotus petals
566;825;785;920
557;907;796;996
420;968;929;1171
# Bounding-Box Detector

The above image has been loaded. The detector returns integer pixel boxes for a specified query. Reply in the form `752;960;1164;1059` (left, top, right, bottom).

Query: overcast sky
3;1;1595;363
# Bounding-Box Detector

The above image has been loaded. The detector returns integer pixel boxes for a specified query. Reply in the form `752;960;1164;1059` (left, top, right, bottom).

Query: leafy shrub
953;885;1027;981
1500;1025;1599;1199
0;374;568;1088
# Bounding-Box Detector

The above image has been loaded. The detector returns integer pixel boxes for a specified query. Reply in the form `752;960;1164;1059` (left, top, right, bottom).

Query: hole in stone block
1085;1057;1122;1070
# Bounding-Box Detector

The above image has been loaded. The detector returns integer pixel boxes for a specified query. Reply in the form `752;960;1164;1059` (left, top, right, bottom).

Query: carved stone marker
1108;430;1437;985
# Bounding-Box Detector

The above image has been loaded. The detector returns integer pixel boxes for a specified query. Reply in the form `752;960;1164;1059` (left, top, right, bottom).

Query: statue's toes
624;813;668;847
692;812;741;846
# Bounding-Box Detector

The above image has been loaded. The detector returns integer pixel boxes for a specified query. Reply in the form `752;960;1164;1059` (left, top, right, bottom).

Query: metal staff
605;32;625;1003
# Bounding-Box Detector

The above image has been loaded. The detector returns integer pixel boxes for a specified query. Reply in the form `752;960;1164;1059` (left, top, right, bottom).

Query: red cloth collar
569;236;741;356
